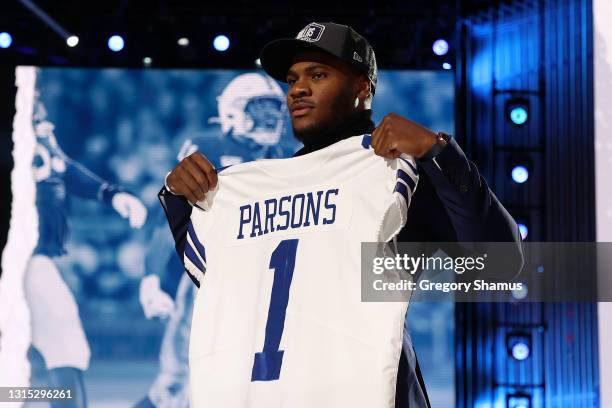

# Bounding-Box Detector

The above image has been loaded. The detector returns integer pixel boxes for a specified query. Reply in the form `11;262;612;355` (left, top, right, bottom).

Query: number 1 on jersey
251;239;299;382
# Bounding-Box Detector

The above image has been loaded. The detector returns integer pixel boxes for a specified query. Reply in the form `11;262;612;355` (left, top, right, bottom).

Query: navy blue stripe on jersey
400;157;419;176
394;181;409;202
397;169;416;193
187;221;207;262
184;267;201;288
215;165;232;174
361;134;372;149
185;241;205;273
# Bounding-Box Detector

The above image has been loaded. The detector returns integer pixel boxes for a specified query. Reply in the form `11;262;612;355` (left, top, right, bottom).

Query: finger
173;168;201;201
181;159;210;195
373;129;389;156
373;118;392;152
379;131;396;155
371;124;383;150
376;133;397;159
371;117;386;144
190;153;218;189
173;177;200;204
177;164;208;201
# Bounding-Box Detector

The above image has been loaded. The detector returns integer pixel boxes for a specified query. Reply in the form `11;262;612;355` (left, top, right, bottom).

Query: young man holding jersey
159;22;522;408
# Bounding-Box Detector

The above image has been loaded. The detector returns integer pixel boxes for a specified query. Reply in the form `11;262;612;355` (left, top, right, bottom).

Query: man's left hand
371;113;438;159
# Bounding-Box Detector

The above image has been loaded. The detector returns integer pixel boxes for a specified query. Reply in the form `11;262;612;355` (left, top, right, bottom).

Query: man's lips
291;103;314;117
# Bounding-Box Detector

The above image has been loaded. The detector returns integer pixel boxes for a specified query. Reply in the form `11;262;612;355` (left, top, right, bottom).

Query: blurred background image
3;67;454;407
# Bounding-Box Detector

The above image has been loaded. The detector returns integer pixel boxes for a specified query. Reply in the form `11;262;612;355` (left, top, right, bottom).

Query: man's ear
355;74;371;100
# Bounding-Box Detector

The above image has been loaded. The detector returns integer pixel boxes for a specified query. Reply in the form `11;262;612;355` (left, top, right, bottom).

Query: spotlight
517;223;528;240
66;35;79;47
506;332;531;361
505;97;530;126
507;393;531;408
511;282;528;300
108;35;124;52
442;62;452;70
432;39;449;56
0;32;13;49
143;57;152;67
178;37;190;47
213;35;230;52
254;58;262;68
511;165;529;184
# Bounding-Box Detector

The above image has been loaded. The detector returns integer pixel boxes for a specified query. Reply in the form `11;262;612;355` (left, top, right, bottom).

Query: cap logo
353;51;363;63
296;23;325;42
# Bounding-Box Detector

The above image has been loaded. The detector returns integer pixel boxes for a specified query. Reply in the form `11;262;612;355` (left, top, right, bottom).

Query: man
159;22;522;407
136;72;297;408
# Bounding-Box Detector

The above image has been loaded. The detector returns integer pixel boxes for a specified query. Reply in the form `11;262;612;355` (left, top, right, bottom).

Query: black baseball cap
260;22;378;94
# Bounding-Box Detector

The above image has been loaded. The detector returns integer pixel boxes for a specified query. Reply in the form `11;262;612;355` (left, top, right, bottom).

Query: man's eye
313;73;326;80
287;79;296;85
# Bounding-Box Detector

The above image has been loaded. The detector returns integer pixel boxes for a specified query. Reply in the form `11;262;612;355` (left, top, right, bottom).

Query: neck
293;109;375;157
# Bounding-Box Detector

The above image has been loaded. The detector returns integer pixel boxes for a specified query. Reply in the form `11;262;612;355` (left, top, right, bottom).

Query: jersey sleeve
183;215;208;286
377;153;419;242
158;186;204;287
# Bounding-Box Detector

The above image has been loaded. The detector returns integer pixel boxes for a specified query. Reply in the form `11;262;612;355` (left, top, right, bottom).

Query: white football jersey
185;134;419;408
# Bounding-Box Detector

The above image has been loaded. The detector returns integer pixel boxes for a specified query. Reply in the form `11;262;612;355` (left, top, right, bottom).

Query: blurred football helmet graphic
209;73;286;146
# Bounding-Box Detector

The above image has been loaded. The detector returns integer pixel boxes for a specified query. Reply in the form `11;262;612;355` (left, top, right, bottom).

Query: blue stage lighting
507;393;531;408
432;39;449;56
507;333;531;361
510;106;528;125
108;35;124;52
213;35;230;52
0;32;13;49
512;342;530;360
505;97;530;126
511;282;528;300
511;165;529;183
518;223;528;240
442;62;452;70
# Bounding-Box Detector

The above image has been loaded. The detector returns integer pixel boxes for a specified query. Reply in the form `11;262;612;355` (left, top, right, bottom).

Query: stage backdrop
0;66;454;407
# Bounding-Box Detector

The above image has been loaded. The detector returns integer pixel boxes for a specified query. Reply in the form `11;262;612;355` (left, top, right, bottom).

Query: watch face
437;132;451;143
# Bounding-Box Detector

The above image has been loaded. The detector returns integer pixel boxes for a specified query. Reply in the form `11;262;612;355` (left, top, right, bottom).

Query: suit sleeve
398;137;524;279
158;186;202;287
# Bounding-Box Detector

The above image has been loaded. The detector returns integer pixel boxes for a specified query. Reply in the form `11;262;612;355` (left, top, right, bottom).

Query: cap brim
260;38;330;83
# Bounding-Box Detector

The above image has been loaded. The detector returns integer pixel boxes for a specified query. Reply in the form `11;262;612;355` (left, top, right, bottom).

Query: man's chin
292;123;324;145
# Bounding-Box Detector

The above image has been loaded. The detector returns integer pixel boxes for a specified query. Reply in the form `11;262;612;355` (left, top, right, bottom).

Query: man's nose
288;79;311;99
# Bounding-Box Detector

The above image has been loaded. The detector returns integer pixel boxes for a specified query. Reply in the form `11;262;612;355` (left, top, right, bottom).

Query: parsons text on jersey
236;188;339;239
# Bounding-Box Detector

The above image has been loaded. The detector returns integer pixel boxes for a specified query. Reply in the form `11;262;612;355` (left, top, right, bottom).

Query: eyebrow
287;63;331;78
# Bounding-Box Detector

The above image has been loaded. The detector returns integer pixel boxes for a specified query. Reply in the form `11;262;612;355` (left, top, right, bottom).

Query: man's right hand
166;152;218;203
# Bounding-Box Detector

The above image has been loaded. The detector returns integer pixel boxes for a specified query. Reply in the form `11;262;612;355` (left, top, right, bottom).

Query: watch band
418;131;452;161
